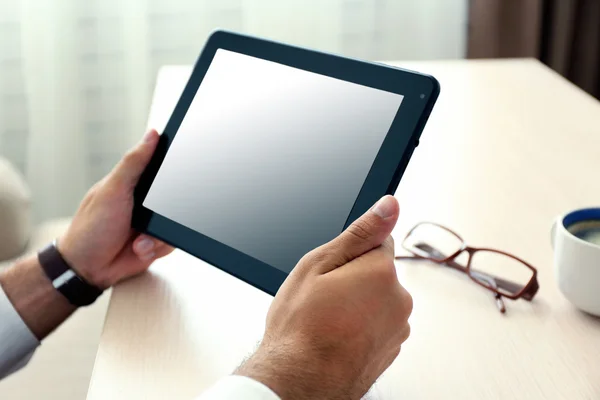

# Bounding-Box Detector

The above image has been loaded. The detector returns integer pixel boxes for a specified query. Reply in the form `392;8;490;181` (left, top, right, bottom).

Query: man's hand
0;129;174;340
236;195;412;399
58;129;174;289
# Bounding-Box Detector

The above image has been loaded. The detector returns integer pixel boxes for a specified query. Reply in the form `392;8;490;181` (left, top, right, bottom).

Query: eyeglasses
395;222;539;313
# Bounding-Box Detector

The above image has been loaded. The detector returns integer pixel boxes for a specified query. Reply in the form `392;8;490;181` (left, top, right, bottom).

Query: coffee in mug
567;220;600;246
551;208;600;316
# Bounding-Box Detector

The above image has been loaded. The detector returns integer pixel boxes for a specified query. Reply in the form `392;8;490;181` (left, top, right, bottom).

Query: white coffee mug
551;208;600;316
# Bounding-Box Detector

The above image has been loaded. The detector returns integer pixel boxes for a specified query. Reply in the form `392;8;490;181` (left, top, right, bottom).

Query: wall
0;0;468;221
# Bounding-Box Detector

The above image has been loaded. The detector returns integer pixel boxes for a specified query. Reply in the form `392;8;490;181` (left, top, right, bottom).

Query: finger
152;240;175;257
147;238;173;251
314;195;399;274
380;235;395;259
398;323;411;344
132;234;159;261
133;234;175;262
109;129;159;188
138;245;174;263
153;244;175;259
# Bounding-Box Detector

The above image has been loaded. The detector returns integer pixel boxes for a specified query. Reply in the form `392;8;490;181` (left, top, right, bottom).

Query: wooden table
87;59;600;400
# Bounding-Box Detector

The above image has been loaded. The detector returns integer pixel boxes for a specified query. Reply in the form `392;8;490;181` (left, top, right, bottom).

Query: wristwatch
38;241;104;306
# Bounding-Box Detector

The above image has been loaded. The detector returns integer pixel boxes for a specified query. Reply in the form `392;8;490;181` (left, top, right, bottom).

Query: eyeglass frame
398;222;540;303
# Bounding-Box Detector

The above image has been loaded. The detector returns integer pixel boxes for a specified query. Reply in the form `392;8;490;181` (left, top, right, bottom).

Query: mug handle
551;217;560;249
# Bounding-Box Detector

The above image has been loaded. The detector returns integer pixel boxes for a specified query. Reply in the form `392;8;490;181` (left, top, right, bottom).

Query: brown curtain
468;0;600;99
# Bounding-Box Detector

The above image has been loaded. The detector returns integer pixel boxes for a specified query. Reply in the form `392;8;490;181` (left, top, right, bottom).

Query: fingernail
142;130;155;143
136;238;155;253
371;196;395;219
140;251;156;261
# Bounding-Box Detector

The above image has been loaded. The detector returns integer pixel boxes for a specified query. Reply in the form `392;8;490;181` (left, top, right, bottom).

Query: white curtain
0;0;467;222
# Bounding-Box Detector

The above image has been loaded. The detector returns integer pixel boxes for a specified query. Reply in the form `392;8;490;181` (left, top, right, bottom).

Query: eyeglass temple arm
471;271;507;313
411;243;534;300
402;244;508;313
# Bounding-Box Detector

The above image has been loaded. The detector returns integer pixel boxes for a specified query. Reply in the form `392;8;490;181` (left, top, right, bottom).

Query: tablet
133;30;439;295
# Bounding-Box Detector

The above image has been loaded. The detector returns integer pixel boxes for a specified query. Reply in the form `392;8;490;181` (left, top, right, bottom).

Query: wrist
0;255;76;339
39;242;104;306
235;342;353;400
56;236;109;290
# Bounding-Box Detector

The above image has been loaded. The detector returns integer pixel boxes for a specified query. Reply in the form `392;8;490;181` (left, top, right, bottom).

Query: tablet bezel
133;30;439;295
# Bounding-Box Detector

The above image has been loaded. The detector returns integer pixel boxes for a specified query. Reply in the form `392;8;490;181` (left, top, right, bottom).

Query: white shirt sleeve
196;375;281;400
1;283;280;400
0;284;39;380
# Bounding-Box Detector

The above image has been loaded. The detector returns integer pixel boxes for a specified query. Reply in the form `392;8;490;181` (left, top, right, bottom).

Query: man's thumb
320;195;399;273
110;129;159;188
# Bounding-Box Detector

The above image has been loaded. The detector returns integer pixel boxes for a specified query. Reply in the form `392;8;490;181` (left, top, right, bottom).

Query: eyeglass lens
403;223;463;261
404;223;534;296
469;250;534;296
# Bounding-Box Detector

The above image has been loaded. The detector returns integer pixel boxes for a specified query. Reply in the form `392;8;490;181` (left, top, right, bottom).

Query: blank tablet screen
143;49;404;273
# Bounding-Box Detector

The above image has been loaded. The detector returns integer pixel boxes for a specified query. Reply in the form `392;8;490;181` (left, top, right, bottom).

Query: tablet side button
388;143;416;194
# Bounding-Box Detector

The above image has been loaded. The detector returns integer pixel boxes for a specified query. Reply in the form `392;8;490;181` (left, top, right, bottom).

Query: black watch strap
38;242;103;307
